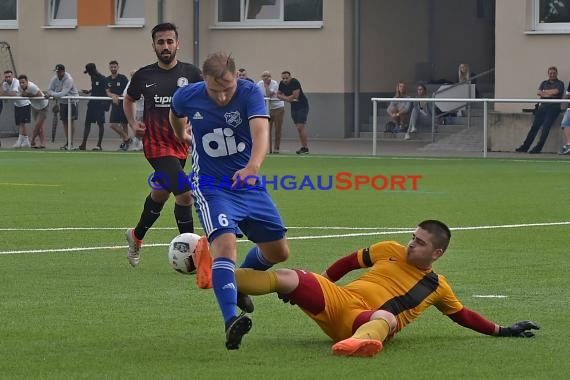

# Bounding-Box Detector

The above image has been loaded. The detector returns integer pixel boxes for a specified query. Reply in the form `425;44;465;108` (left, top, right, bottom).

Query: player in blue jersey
170;52;290;350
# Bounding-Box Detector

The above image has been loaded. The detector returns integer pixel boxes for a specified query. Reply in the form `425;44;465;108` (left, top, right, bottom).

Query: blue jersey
171;79;268;187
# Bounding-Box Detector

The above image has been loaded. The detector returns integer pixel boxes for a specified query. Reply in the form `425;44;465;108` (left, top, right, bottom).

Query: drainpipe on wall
158;0;164;24
194;0;200;65
353;0;361;137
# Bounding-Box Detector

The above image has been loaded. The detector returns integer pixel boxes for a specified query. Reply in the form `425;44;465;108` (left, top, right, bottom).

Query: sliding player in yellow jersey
232;220;539;357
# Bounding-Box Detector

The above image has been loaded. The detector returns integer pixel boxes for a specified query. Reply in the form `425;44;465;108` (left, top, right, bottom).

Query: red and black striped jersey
127;61;202;159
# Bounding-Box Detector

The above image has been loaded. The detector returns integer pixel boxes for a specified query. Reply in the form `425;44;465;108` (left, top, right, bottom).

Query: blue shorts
193;186;287;244
561;109;570;127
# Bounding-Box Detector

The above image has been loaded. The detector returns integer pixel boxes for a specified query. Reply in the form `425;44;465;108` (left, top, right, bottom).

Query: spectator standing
386;81;412;132
122;22;202;267
516;66;565;154
106;60;131;151
558;82;570;155
46;64;79;150
2;69;31;148
278;70;310;154
123;70;143;151
237;68;255;83
77;63;108;151
18;74;49;149
257;71;285;153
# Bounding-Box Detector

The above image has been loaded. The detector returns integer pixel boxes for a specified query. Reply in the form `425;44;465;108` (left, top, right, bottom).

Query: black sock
174;203;194;233
97;122;104;146
134;194;165;240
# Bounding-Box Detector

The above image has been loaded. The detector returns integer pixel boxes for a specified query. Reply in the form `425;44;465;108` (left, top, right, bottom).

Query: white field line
0;226;410;232
2;221;570;232
0;221;568;256
0;183;63;187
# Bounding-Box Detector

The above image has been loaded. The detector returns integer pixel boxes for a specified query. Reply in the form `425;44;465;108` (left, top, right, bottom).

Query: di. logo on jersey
202;127;246;158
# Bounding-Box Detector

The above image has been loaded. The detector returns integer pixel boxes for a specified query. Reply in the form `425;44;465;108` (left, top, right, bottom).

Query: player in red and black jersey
123;22;202;267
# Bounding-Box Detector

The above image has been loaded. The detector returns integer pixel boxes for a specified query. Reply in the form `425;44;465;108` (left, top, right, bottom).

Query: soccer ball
168;233;200;274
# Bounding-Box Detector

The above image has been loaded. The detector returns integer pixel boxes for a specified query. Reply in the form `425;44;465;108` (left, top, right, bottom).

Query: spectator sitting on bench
405;83;432;140
386;81;412;132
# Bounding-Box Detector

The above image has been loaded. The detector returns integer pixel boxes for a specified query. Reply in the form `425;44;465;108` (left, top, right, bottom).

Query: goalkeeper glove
498;320;540;337
277;292;296;306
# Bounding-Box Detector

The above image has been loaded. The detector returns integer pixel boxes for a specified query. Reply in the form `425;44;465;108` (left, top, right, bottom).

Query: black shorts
60;102;78;121
291;106;309;124
85;101;106;124
148;156;190;195
109;102;128;124
15;105;31;125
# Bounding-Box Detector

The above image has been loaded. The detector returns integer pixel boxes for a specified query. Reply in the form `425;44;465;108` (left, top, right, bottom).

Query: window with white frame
217;0;322;26
115;0;144;26
532;0;570;31
48;0;77;27
0;0;18;29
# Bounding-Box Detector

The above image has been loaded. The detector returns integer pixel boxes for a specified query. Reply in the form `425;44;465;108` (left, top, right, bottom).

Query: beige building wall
2;0;355;138
197;0;351;92
1;0;198;90
495;0;570;112
2;0;498;138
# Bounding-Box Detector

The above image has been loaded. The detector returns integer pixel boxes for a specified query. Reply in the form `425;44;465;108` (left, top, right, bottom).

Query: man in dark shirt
122;22;202;268
516;66;565;154
278;71;310;154
77;63;108;151
106;60;130;151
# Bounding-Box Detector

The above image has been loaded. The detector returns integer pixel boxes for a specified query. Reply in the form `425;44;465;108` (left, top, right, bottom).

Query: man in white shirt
257;71;285;154
19;74;50;149
2;69;31;148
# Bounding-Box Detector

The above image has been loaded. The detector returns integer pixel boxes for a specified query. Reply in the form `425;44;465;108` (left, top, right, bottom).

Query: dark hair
17;74;27;81
238;68;246;73
418;220;451;251
202;52;236;80
151;22;178;41
4;70;13;74
109;60;119;65
281;70;291;76
417;83;427;91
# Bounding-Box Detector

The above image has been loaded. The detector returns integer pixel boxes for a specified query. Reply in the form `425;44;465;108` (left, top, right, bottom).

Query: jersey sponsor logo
224;111;242;128
177;77;189;87
193;112;203;120
145;83;157;88
154;94;172;108
202;127;246;157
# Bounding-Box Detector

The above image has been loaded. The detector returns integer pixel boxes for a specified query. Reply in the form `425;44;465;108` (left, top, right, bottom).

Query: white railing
0;95;115;150
1;95;277;150
371;97;570;158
